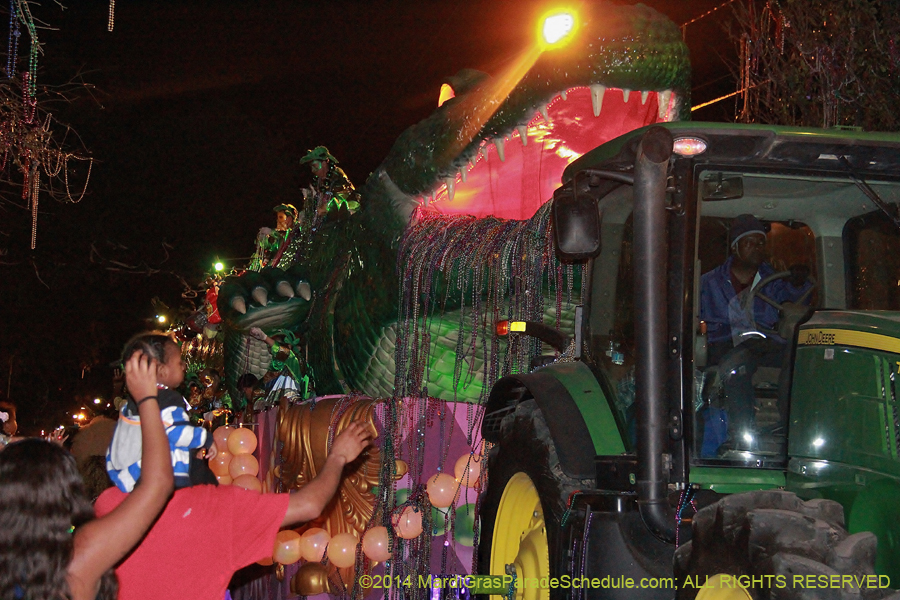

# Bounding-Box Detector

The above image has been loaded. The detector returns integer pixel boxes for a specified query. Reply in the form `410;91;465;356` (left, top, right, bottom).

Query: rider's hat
730;214;767;248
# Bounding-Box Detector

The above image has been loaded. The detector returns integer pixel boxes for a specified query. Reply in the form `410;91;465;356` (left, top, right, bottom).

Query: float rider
252;203;299;270
299;146;360;228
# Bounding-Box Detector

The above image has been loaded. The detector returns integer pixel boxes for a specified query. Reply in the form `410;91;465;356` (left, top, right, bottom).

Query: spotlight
538;9;577;49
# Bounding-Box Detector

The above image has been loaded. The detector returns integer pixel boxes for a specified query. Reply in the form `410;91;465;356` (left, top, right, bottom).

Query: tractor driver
699;214;812;448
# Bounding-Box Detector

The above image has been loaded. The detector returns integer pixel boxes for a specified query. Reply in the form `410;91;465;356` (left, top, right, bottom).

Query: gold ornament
291;562;334;595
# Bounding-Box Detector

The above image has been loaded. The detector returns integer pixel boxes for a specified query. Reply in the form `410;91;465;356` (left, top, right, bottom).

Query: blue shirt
700;256;810;346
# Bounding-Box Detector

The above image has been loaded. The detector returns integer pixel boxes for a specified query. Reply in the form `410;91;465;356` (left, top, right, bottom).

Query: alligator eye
438;83;456;108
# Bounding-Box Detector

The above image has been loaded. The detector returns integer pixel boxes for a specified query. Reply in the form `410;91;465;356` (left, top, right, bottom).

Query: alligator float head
211;1;690;402
368;1;690;220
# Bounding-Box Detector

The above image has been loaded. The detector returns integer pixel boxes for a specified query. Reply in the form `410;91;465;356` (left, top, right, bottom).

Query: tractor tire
674;490;890;600
478;399;593;600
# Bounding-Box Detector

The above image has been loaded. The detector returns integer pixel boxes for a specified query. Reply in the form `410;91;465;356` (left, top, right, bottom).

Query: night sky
0;0;736;434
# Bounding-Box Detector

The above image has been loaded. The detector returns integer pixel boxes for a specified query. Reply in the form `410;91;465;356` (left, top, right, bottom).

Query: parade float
174;3;690;597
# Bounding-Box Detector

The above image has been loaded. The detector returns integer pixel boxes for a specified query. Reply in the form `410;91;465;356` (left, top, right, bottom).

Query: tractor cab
480;123;900;597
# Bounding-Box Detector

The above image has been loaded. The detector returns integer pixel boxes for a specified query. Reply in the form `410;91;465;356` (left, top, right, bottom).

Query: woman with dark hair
0;351;174;600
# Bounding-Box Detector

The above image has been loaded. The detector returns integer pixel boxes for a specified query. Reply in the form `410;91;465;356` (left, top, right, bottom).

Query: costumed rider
248;326;312;410
299;146;360;229
699;214;812;452
251;203;300;271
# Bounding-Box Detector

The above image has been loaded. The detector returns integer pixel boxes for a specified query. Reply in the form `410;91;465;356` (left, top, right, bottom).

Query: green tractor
479;123;900;599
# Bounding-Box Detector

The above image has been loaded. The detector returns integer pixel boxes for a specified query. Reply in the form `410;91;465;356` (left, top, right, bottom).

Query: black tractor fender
482;361;624;480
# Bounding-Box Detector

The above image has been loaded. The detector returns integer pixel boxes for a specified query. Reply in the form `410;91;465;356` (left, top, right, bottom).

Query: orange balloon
454;453;482;487
209;450;233;477
362;526;391;562
273;530;302;565
426;473;460;508
232;474;262;492
392;506;423;539
326;532;358;569
216;474;233;485
227;427;258;455
299;528;331;562
212;426;235;451
229;453;260;479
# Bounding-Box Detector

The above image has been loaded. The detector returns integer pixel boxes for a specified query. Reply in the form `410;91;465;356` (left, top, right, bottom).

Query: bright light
673;137;708;156
157;315;167;324
742;432;754;443
93;398;101;404
541;11;576;47
214;261;224;272
537;9;577;50
438;83;455;108
813;437;825;448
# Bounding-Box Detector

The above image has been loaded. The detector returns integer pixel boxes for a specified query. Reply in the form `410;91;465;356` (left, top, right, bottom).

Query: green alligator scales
215;2;690;403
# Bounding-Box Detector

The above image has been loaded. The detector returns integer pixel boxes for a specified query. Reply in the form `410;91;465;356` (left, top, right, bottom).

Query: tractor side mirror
552;183;601;260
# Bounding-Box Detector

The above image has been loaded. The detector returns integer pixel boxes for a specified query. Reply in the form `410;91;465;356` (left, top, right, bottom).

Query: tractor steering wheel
742;270;817;339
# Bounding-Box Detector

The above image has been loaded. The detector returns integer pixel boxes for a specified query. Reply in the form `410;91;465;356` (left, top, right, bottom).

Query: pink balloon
273;530;302;565
299;528;331;562
454;453;482;488
362;526;391;562
209;450;232;477
227;427;258;455
229;453;260;479
212;426;235;451
392;506;423;539
326;532;359;569
232;474;262;492
426;473;460;508
216;474;233;486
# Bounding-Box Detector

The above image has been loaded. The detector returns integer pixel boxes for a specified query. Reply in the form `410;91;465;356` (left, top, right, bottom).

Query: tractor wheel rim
490;472;549;600
695;574;753;600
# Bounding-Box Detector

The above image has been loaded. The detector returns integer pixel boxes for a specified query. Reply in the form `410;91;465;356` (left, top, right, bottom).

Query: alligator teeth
296;281;312;301
446;177;456;201
641;90;649;105
589;84;606;117
560;89;567;101
459;167;467;183
539;105;550;123
231;296;247;315
517;125;528;146
622;89;631;103
658;90;673;120
252;286;268;307
469;155;478;169
431;189;436;203
493;138;505;162
276;281;294;298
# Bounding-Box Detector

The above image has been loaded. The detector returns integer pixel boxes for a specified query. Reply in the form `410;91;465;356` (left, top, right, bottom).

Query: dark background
0;0;738;434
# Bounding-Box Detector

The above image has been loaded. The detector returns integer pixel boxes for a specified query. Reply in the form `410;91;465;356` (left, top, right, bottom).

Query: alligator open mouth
420;85;677;219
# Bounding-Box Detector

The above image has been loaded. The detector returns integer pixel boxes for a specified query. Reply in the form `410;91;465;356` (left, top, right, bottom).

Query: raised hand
124;351;158;403
329;421;375;466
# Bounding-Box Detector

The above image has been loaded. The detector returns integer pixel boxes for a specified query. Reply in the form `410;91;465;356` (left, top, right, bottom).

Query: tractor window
692;214;817;467
588;187;636;446
845;211;900;309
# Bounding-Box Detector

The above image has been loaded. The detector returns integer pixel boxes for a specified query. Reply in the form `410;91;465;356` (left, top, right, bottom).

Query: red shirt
95;484;289;600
